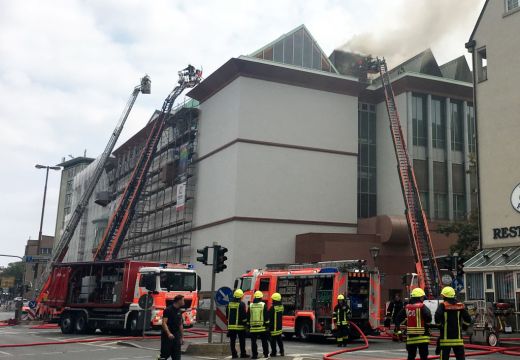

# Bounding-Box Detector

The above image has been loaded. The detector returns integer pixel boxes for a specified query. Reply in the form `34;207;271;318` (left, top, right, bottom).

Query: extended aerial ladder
36;75;151;303
366;58;441;298
93;65;202;261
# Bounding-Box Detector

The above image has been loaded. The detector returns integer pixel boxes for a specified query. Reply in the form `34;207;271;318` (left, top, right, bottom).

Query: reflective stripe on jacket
270;304;284;336
227;301;245;331
435;301;471;347
333;303;351;326
249;302;267;333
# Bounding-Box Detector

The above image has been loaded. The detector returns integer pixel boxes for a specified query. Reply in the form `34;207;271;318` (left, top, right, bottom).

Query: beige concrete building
464;0;520;328
23;235;54;298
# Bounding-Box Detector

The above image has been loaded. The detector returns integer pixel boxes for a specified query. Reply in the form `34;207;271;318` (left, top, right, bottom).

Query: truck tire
74;313;89;334
60;312;75;334
127;312;139;336
296;319;312;340
487;332;499;347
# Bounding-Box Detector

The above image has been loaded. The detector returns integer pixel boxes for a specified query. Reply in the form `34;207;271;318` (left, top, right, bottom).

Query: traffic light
196;246;209;265
456;257;464;278
213;245;228;273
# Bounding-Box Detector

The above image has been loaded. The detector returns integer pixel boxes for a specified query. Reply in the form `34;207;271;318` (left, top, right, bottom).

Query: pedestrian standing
268;292;284;357
159;294;185;360
395;288;431;360
435;286;471;360
333;294;351;347
227;289;249;358
248;291;269;359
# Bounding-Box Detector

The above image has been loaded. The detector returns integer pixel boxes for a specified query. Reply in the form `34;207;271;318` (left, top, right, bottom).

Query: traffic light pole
207;242;217;343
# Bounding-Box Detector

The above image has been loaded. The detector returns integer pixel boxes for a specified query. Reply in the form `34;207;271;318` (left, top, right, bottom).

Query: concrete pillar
427;94;434;217
446;98;454;221
407;92;414;159
463;101;472;219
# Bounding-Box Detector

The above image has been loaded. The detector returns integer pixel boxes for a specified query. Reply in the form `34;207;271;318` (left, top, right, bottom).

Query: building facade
59;26;477;304
24;235;54;298
463;0;520;329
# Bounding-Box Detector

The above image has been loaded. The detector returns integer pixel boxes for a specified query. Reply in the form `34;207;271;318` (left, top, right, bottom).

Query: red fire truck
42;260;200;334
237;260;380;339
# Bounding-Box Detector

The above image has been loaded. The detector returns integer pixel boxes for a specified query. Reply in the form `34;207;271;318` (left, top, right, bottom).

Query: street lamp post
34;165;61;281
369;246;380;272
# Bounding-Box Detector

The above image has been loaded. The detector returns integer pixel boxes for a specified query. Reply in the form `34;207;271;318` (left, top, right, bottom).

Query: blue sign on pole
28;300;37;309
452;278;464;292
215;286;233;306
25;256;33;263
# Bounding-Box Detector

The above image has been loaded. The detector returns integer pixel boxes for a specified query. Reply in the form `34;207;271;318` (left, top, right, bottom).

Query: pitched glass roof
249;25;338;74
464;247;520;271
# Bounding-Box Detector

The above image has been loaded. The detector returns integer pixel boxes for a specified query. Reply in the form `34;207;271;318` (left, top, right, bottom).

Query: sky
0;0;485;267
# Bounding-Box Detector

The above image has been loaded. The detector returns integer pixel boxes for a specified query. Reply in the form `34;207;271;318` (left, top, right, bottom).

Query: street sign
215;286;233;306
138;294;154;310
28;300;37;309
452;278;464;292
24;256;33;263
215;305;228;331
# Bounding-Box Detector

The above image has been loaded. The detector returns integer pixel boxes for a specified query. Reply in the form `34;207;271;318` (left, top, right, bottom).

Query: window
160;272;196;292
434;193;448;219
259;278;270;291
64;207;70;215
477;47;487;82
507;0;519;11
516;272;520;289
65;194;72;207
466;273;484;300
486;273;494;290
420;192;429;217
66;179;73;192
451;101;464;151
358;103;377;218
495;272;515;303
412;94;427;146
453;194;466;220
240;277;252;291
432;98;446;149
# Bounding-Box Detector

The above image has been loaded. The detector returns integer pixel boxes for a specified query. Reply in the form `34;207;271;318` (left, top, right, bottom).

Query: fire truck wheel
487;332;499;347
296;320;312;340
74;313;89;334
60;312;75;334
127;312;139;335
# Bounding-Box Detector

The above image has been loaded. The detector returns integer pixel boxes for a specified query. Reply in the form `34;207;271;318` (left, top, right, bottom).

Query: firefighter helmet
441;286;456;298
271;292;281;301
234;289;244;298
411;288;426;298
254;291;263;299
337;294;345;300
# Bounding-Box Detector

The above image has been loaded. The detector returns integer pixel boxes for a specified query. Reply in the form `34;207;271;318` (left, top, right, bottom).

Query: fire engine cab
237;260;380;339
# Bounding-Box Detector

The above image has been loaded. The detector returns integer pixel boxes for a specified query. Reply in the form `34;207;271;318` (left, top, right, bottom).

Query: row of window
412;95;474;152
466;272;520;309
358;104;377;218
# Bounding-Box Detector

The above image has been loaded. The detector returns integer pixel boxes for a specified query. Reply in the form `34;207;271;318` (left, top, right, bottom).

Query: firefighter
333;294;351;347
227;289;249;359
395;288;432;360
434;286;471;360
248;291;269;359
269;292;284;357
386;293;404;332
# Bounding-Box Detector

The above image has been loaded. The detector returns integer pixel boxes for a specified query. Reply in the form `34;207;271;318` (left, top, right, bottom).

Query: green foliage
0;261;24;284
437;212;480;258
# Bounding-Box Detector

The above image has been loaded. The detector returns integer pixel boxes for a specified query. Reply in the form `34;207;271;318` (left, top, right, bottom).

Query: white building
463;0;520;326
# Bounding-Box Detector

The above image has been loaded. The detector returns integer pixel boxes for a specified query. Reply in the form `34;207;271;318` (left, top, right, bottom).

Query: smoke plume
338;0;484;68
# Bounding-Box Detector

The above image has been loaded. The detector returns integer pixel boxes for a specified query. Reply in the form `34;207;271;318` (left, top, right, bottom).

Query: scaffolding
114;99;200;263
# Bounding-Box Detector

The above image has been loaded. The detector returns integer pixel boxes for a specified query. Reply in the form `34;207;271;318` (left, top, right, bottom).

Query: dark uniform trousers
440;346;465;360
406;343;429;360
270;335;284;356
159;333;181;360
250;332;269;358
228;330;247;357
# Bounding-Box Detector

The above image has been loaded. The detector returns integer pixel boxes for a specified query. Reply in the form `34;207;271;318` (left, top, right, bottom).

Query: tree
0;261;24;285
437;211;479;258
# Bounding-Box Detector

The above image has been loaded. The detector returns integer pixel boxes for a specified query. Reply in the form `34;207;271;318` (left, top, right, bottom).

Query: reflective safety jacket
434;299;471;347
333;302;351;326
248;300;269;333
269;301;284;336
227;299;247;331
396;301;432;345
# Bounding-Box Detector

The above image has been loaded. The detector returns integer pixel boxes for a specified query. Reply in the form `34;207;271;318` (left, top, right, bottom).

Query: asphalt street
0;322;517;360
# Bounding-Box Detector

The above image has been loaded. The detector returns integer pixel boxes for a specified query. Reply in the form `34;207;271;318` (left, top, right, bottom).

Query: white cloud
0;0;484;267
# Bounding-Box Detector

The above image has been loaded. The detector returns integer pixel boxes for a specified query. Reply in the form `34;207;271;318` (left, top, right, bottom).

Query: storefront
463;247;520;331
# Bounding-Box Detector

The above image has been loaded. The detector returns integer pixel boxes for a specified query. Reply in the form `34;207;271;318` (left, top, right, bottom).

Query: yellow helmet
254;291;263;299
441;286;456;298
411;288;426;298
234;289;244;298
337;294;345;300
271;292;281;301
